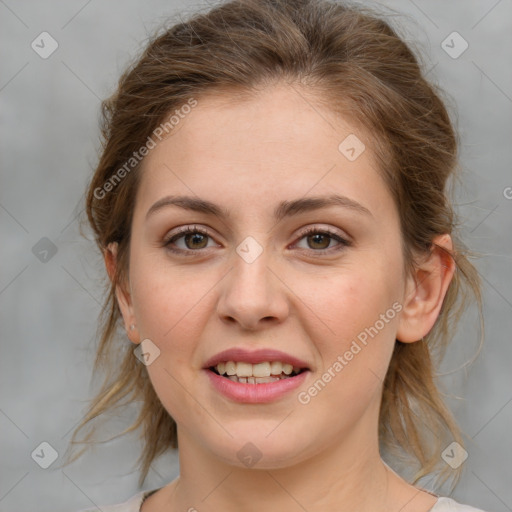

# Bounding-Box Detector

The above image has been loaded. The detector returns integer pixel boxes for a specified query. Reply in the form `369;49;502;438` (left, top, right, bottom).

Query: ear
104;242;140;344
396;234;456;343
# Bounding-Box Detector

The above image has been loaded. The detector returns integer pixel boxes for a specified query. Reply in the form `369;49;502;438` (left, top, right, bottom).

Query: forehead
155;84;365;154
135;84;393;221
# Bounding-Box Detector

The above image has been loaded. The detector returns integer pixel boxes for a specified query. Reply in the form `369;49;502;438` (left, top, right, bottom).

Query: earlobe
396;234;456;343
103;242;140;344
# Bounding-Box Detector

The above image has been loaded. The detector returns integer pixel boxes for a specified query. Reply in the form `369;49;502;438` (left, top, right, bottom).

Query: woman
69;0;485;510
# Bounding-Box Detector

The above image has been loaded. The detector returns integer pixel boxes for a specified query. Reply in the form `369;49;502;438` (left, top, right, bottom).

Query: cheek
293;258;403;402
131;267;208;356
294;261;402;343
295;275;400;423
129;261;215;425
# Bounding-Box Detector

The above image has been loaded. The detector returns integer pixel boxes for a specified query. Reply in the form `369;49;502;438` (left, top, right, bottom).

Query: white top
76;489;488;512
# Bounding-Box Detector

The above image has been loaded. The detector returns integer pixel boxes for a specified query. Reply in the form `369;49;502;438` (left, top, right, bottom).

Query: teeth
270;361;282;375
257;376;281;383
236;362;252;377
214;360;303;379
282;363;293;375
227;375;282;384
253;362;271;377
225;361;237;376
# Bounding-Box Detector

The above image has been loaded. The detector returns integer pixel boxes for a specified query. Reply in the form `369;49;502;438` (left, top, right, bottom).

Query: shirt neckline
138;489;445;511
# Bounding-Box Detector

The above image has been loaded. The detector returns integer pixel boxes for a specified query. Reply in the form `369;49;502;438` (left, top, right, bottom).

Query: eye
163;225;218;254
162;225;351;256
294;227;351;254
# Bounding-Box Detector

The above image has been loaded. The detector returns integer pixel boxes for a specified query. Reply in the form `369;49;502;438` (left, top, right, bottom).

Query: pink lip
205;368;309;403
203;348;310;369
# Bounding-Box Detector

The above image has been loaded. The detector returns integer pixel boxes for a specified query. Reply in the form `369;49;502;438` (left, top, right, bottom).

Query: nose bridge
217;236;288;329
234;240;271;293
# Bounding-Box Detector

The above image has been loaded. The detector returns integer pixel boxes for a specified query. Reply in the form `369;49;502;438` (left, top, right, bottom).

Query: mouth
209;361;307;384
203;348;311;402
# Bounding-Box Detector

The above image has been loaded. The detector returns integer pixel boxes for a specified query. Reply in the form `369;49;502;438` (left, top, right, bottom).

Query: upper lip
203;348;310;370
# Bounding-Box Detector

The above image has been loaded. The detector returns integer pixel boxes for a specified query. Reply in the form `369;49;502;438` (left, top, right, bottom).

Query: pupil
309;234;329;249
186;233;207;249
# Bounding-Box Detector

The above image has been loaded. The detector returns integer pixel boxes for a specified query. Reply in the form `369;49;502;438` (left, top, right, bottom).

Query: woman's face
122;84;409;468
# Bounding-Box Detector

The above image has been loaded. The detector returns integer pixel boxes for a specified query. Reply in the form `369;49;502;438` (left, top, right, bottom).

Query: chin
201;426;314;469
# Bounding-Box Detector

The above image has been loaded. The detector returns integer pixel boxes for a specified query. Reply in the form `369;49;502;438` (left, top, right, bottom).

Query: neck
170;423;392;511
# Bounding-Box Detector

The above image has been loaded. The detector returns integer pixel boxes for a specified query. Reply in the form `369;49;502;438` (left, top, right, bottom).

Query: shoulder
74;489;159;512
432;497;489;512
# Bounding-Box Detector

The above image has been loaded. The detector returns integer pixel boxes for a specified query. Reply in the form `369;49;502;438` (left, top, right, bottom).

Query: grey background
0;0;511;511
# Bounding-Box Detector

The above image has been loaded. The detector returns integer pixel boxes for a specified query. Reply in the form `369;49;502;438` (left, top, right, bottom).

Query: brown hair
65;0;482;489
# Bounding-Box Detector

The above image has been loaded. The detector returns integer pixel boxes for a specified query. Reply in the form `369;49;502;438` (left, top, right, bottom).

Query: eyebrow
145;193;373;222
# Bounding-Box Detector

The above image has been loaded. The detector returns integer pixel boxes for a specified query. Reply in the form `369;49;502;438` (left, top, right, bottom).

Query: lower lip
205;369;309;403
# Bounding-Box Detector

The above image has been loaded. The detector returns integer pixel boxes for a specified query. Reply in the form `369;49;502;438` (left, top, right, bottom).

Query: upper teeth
215;361;299;377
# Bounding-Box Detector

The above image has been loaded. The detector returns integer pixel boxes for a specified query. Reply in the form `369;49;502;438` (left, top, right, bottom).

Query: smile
203;348;311;402
211;361;305;384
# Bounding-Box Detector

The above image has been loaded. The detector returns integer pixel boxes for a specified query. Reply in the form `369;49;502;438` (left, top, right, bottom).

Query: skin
105;83;455;512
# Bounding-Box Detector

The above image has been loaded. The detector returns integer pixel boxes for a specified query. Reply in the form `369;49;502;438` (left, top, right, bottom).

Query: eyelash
162;225;351;256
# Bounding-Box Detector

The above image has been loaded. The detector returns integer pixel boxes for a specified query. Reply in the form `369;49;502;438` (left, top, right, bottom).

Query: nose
216;248;289;331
